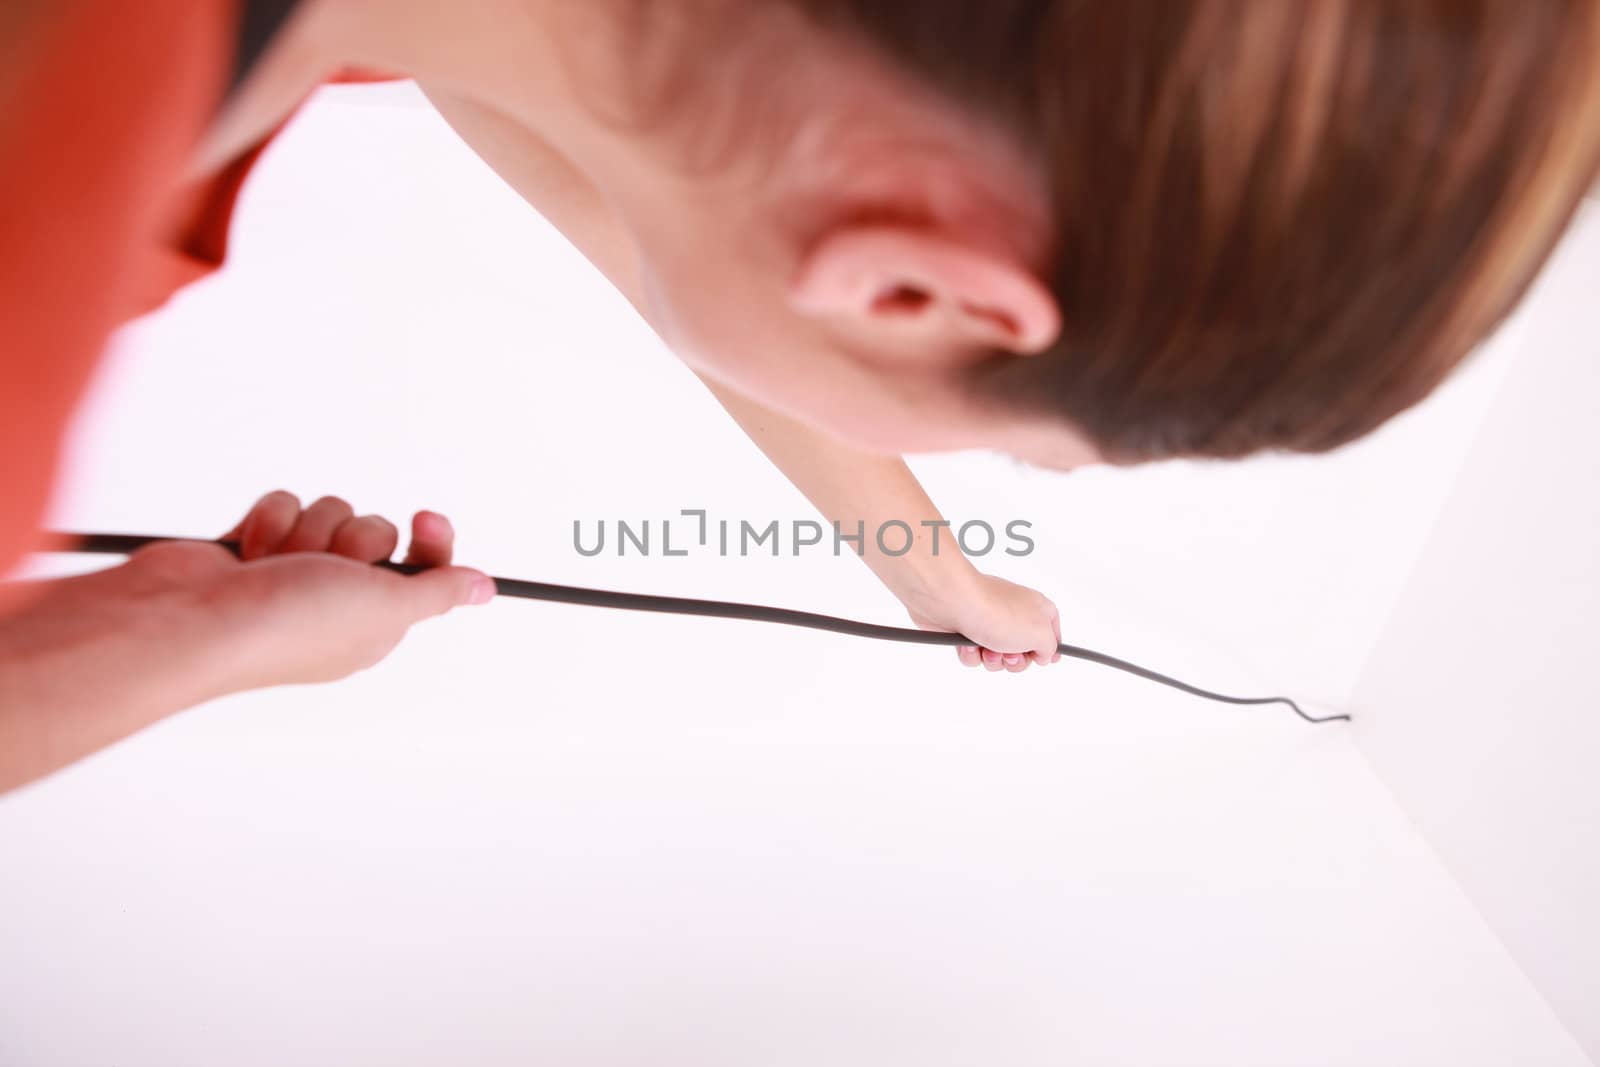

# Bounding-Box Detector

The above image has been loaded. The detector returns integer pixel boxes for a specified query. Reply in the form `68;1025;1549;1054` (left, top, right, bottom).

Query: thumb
399;566;495;622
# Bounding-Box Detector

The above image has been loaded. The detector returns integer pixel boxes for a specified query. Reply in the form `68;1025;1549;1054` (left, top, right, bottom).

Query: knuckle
311;495;353;515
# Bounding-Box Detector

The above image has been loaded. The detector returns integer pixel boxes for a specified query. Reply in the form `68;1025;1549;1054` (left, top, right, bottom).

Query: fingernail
1004;654;1022;666
468;575;495;605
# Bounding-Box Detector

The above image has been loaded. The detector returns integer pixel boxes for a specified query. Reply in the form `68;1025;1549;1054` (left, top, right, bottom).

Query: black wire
49;531;1350;725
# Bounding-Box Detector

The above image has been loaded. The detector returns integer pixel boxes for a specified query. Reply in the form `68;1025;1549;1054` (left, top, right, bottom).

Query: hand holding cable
44;492;1349;734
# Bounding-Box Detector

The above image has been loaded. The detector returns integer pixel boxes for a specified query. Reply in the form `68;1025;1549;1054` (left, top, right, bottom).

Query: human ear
789;224;1061;355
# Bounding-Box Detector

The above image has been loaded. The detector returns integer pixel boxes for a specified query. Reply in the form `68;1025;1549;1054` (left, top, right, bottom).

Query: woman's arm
0;494;491;794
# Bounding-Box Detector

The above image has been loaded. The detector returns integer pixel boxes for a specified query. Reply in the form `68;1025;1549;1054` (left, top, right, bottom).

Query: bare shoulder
420;86;644;300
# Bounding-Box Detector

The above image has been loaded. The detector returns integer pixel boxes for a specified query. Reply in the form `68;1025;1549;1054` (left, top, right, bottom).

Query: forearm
0;498;487;793
0;576;224;793
698;375;978;613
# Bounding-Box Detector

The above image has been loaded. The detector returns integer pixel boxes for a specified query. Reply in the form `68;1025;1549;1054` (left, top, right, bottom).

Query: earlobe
790;224;1061;355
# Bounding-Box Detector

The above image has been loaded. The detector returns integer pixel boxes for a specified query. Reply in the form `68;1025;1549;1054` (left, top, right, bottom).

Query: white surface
0;83;1591;1065
1352;204;1600;1061
0;671;1588;1067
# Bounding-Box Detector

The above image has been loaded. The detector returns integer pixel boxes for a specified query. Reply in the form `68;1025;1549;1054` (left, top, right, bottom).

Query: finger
1031;626;1057;667
329;514;399;563
957;645;982;668
403;510;455;567
239;491;301;560
981;648;1005;672
1050;606;1063;664
220;514;247;542
280;496;356;555
1003;653;1029;673
397;565;495;622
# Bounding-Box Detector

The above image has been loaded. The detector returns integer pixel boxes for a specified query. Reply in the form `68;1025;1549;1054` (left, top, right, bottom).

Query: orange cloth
0;0;386;593
0;2;233;590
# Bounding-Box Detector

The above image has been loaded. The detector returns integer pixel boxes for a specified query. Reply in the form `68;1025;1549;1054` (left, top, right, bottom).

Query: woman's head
585;0;1600;466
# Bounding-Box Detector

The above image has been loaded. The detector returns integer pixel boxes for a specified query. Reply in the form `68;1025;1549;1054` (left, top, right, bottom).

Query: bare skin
200;0;1074;668
403;90;1061;670
1;0;1081;791
0;496;492;794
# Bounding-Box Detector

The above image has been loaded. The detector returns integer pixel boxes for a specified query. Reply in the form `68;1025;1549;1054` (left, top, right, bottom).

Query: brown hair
787;1;1600;461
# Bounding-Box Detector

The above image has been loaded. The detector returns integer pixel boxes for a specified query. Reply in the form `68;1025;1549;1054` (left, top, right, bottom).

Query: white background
0;83;1593;1066
1352;204;1600;1061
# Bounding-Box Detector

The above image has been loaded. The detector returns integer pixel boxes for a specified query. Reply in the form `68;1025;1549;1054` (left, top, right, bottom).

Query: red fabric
0;0;394;594
0;1;234;593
